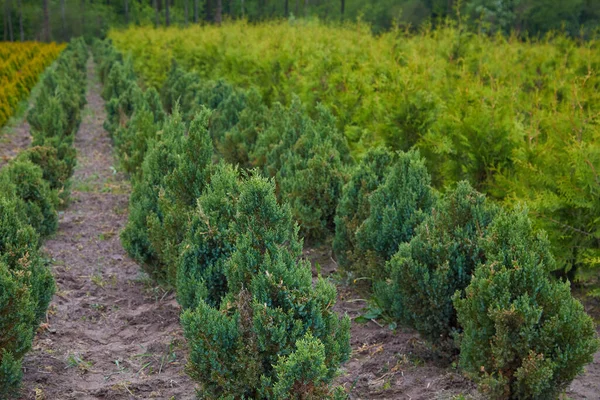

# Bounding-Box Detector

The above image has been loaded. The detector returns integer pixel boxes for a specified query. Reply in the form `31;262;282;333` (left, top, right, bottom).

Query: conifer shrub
454;209;599;399
355;149;436;277
181;176;350;399
333;147;394;272
121;108;213;284
252;97;308;174
1;160;59;238
177;162;240;310
277;127;349;241
17;146;71;205
146;109;213;281
160;62;204;121
0;193;55;397
113;87;165;179
207;82;247;152
251;99;351;240
220;88;268;168
381;181;499;346
103;77;143;136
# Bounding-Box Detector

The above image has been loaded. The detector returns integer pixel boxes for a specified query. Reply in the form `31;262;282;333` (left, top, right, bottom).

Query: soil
3;57;599;400
0;113;32;168
18;59;196;400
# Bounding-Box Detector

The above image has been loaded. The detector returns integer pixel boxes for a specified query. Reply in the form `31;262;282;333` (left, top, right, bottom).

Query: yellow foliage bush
0;42;65;128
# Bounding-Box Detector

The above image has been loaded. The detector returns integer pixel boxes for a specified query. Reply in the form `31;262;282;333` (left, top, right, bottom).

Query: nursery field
1;23;599;400
0;41;64;128
110;22;600;283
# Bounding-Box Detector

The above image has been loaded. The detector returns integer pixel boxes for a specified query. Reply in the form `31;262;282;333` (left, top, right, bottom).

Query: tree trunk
3;0;7;41
165;0;170;26
194;0;198;22
304;0;308;17
7;0;14;42
205;0;211;22
295;0;298;16
17;0;23;41
61;0;66;39
43;0;50;41
215;0;221;24
125;0;129;24
184;0;188;26
81;0;85;37
340;0;345;21
284;0;288;17
240;0;244;17
154;0;159;26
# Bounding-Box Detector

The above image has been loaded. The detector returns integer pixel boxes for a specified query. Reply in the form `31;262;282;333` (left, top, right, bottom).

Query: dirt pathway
0;102;33;168
19;59;195;400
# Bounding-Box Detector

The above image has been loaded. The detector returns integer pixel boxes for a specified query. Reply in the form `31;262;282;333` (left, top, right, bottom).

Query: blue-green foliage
122;108;214;284
333;147;395;274
177;162;240;310
355;149;436;275
454;209;599;399
181;176;350;399
381;181;499;345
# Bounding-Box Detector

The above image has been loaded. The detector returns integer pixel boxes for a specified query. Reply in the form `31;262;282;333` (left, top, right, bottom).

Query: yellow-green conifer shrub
181;176;350;399
454;209;599;399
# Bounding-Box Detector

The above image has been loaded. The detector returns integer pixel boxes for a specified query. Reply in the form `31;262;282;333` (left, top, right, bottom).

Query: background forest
2;0;600;43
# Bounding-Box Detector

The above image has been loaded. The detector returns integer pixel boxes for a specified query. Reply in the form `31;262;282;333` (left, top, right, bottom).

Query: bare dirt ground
18;59;196;400
305;245;600;400
0;107;32;168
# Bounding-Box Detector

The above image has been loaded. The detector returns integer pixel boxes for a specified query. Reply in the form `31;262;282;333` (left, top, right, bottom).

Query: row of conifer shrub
0;42;65;129
94;38;598;399
0;38;88;398
93;39;351;399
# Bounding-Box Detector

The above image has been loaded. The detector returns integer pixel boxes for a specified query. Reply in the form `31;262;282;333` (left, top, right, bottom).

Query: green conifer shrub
220;88;268;168
454;209;599;399
181;176;350;399
1;160;59;238
177;162;240;310
146;109;214;281
160;62;204;121
381;181;499;346
251;97;308;174
113;87;165;179
121;108;213;284
17;146;71;205
333;147;394;272
355;149;436;277
207;83;247;152
276;127;349;241
0;193;55;398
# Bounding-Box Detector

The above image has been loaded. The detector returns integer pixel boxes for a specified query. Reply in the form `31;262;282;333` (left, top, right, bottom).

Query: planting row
109;23;600;284
0;38;88;398
96;37;599;399
0;42;65;128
